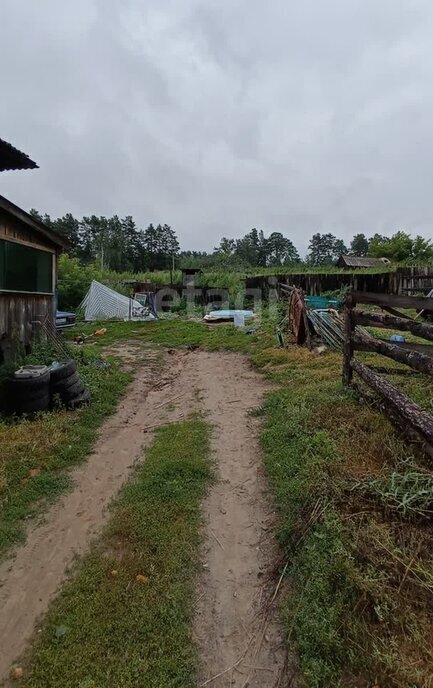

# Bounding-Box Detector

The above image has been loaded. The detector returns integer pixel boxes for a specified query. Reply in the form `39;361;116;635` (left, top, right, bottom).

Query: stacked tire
50;360;91;408
4;369;51;415
2;360;91;416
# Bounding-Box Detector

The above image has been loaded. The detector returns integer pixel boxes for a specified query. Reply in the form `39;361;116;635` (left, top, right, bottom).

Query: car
55;310;76;329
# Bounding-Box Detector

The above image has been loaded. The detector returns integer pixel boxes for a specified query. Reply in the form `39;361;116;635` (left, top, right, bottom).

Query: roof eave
0;138;38;171
0;194;70;250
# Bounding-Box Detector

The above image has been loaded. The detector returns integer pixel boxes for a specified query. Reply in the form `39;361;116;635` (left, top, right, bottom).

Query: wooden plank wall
246;266;433;296
0;209;54;251
0;210;57;359
0;293;54;347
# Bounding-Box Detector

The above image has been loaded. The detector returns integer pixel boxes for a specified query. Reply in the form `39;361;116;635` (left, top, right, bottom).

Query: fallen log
353;332;433;376
353;310;433;342
351;359;433;447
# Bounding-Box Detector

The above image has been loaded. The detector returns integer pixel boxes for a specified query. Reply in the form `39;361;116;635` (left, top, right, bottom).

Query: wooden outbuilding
336;255;391;269
0;194;69;362
181;268;202;287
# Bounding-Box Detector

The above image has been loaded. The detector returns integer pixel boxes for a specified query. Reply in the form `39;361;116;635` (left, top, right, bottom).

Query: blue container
305;296;339;310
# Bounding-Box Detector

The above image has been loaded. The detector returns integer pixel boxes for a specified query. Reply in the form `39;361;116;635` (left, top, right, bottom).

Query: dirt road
0;349;288;686
193;353;287;687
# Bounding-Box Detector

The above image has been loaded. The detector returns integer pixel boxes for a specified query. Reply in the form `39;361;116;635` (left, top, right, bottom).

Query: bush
57;256;102;311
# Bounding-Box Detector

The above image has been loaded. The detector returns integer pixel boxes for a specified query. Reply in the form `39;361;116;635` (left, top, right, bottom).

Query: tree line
30;209;433;270
188;230;433;267
30;210;179;272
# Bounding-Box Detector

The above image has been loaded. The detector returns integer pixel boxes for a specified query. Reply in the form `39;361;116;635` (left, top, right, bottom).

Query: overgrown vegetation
54;224;433;310
354;461;433;520
20;418;212;688
255;344;433;687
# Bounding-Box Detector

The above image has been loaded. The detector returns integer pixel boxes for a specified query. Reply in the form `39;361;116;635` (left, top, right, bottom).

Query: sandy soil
193;352;289;687
0;348;194;682
0;348;291;686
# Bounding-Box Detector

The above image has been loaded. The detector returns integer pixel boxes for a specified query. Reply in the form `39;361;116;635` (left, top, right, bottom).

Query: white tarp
79;280;156;322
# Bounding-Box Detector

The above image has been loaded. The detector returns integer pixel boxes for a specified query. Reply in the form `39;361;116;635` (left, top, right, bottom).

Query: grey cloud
1;0;433;256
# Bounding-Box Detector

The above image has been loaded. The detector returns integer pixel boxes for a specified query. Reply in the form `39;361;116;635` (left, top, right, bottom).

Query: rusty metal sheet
289;289;305;344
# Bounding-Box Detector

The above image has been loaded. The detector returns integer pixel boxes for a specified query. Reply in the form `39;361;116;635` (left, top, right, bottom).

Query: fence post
342;293;354;386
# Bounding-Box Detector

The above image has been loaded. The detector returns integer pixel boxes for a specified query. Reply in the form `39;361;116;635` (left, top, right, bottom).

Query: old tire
11;386;51;403
51;371;80;394
67;387;91;409
50;360;77;383
61;379;85;401
5;371;50;395
18;394;50;414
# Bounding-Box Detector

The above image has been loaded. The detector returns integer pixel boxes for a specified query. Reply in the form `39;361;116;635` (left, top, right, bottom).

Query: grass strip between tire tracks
20;417;212;688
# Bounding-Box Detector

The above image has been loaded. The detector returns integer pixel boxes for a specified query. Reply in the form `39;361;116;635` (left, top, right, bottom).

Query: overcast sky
1;0;433;256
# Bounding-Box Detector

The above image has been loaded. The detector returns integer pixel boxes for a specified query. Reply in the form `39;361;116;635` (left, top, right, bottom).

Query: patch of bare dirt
192;352;291;687
101;341;159;371
0;349;196;682
0;349;292;686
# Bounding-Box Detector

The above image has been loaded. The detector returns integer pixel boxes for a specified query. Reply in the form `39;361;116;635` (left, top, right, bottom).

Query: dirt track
192;352;287;687
0;349;289;686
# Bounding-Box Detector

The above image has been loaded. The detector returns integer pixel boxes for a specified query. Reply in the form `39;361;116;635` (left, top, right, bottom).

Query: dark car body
55;311;76;329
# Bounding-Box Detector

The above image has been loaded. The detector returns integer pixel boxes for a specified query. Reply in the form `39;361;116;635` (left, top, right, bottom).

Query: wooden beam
351;359;433;446
278;283;295;293
351;291;433;312
353;332;433;374
381;305;412;319
351;380;433;459
342;294;354;385
387;341;433;357
353;340;433;357
366;365;419;376
353;309;433;342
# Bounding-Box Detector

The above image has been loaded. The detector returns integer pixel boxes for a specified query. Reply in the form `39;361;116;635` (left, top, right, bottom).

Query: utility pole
169;252;175;285
100;229;105;274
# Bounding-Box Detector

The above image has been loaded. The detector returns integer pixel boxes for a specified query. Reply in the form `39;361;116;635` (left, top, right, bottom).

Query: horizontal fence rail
343;291;433;457
353;310;433;342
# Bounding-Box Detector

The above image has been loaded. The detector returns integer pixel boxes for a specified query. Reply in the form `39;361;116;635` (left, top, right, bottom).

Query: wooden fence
342;291;433;457
248;266;433;298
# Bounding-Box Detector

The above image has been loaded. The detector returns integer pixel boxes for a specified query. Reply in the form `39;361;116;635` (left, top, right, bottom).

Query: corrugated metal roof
338;255;388;267
0;138;38;171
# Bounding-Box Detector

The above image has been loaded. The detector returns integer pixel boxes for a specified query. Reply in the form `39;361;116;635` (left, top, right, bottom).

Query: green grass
67;318;264;354
4;315;433;687
255;344;433;687
20;418;212;688
0;356;131;556
259;369;356;686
